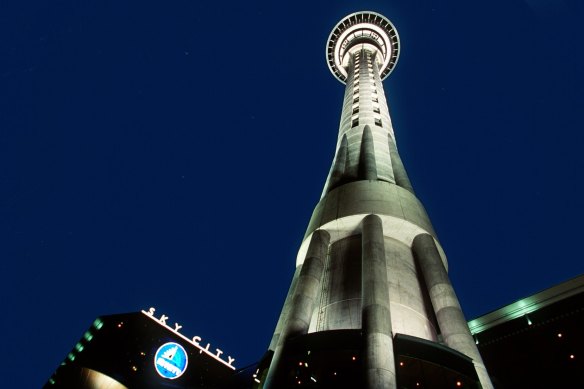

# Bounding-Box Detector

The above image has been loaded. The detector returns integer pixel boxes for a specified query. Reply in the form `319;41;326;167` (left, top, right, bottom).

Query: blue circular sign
154;342;188;379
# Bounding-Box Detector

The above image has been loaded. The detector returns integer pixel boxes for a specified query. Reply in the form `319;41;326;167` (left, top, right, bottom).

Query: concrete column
268;265;302;351
388;134;413;193
263;230;330;389
328;134;349;192
361;215;396;389
359;125;378;180
412;234;493;389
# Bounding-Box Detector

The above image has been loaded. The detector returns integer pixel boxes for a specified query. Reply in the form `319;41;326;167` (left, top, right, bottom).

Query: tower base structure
256;330;483;388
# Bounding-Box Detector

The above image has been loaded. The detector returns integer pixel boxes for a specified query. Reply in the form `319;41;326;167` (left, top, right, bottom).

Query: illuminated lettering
141;307;236;370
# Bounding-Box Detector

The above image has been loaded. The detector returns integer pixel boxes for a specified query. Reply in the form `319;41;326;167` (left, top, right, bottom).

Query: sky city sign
142;307;236;370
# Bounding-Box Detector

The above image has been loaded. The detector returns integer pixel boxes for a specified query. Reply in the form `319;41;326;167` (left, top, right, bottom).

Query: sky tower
261;12;494;389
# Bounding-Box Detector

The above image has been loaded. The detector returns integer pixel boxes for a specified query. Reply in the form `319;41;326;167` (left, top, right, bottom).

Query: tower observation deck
259;12;494;389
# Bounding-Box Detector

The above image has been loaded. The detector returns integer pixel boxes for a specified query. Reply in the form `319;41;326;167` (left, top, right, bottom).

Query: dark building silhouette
469;275;584;388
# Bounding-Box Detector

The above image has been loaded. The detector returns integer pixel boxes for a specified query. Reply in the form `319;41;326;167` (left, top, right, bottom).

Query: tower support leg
387;134;413;192
268;265;302;351
263;230;330;389
362;215;396;389
412;233;494;389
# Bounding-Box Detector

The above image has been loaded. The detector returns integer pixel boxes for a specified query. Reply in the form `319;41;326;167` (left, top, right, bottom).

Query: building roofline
468;274;584;335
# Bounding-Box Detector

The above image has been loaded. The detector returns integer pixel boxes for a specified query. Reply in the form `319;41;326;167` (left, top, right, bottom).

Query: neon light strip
141;310;236;370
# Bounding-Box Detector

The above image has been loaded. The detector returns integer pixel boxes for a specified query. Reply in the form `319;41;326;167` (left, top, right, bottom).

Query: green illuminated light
93;318;104;330
83;331;93;341
67;352;76;362
75;343;84;352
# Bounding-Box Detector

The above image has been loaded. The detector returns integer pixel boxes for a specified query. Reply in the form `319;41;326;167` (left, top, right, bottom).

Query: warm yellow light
399;362;404;366
456;381;462;387
558;333;562;338
352;356;356;361
570;354;575;359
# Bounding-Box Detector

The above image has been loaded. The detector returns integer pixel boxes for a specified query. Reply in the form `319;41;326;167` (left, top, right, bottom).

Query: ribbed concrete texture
264;11;494;389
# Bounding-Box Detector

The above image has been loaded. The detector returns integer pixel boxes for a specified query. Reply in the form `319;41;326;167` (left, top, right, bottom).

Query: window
372;97;379;103
373;107;380;113
374;118;382;126
353;96;359;103
353;88;359;95
352;107;359;115
352;118;359;128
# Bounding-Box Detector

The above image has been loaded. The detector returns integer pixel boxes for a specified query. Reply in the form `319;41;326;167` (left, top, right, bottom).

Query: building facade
259;12;494;389
45;310;242;388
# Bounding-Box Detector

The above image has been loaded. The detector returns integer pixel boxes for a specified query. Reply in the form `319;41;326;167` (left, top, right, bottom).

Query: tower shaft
261;12;493;389
324;49;397;192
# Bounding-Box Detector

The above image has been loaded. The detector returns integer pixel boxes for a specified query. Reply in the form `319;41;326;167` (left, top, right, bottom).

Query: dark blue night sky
1;1;582;387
